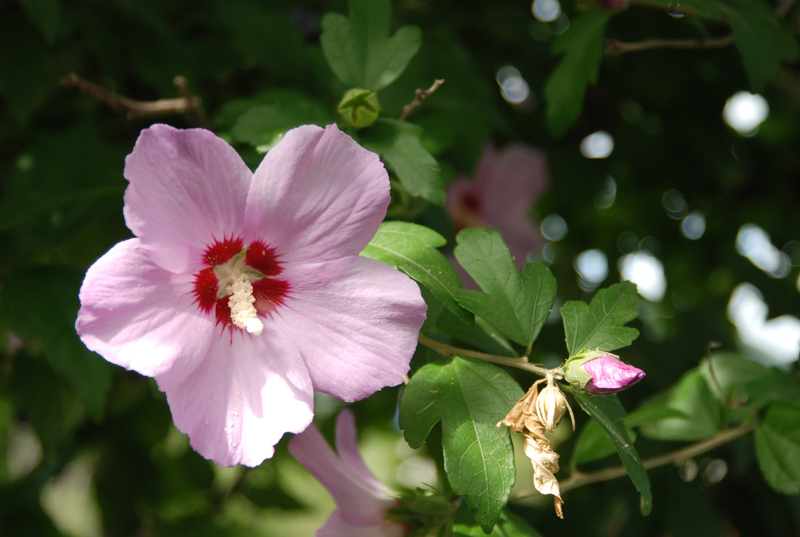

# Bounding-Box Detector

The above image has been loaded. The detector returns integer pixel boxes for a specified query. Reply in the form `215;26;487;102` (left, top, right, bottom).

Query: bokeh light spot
618;251;666;302
580;131;614;159
662;189;687;220
496;65;530;105
681;210;706;240
727;283;800;369
531;0;561;22
574;249;608;287
723;91;769;135
541;214;568;241
736;223;791;278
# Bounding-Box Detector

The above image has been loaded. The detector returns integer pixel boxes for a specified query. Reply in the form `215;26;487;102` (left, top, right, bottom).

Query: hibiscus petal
481;145;548;221
123;124;252;274
288;415;391;525
335;410;392;498
275;256;426;401
244;124;389;264
76;239;214;382
162;329;313;467
318;512;405;537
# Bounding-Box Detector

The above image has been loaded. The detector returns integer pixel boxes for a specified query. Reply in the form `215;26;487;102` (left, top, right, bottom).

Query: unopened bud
338;88;381;129
564;351;645;395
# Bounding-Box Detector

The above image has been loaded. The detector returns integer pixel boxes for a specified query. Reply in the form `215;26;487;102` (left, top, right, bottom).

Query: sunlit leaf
561;281;639;356
361;221;472;324
571;390;653;515
400;356;524;533
755;400;800;495
454;228;556;349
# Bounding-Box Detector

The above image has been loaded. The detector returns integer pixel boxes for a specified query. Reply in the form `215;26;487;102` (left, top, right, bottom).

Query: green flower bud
338;88;381;129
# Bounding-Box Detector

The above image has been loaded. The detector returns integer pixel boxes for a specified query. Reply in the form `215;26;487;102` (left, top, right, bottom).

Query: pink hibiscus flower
76;124;426;467
447;144;549;285
289;410;405;537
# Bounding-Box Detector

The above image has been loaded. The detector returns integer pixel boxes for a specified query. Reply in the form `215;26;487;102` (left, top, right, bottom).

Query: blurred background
1;0;799;535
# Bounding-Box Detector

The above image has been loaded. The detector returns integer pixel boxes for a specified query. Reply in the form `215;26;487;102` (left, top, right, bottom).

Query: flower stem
509;421;756;500
417;334;551;376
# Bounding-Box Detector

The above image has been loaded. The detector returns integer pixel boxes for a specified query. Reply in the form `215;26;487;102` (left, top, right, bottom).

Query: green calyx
338;88;381;128
386;489;456;537
563;350;618;389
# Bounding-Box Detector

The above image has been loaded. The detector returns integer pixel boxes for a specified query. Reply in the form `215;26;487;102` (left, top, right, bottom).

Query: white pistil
226;270;263;336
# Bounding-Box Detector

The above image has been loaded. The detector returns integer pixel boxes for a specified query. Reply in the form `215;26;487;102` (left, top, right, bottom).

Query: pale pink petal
318;512;405;537
123;124;252;274
288;416;391;525
76;239;214;383
162;330;313;467
469;144;498;192
275;256;425;401
481;145;548;222
244;124;389;264
499;215;543;269
335;410;392;498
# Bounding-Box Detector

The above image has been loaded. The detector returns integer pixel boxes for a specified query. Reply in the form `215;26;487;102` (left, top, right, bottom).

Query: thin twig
61;73;207;126
418;333;551;376
399;79;445;121
509;421;756;500
615;0;795;56
776;0;797;18
605;34;735;56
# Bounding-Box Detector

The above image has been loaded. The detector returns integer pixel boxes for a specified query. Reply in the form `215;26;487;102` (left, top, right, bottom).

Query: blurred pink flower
76;124;426;467
446;145;548;285
290;410;405;537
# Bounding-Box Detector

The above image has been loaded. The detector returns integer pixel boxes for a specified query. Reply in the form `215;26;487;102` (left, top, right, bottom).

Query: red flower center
192;236;290;332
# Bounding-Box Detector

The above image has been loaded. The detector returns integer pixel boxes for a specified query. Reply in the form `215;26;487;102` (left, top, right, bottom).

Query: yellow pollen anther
227;271;263;336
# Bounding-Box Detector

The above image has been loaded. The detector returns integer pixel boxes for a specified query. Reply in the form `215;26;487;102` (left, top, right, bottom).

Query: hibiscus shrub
2;0;800;536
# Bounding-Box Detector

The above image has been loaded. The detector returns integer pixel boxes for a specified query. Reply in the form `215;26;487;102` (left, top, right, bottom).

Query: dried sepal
497;378;543;432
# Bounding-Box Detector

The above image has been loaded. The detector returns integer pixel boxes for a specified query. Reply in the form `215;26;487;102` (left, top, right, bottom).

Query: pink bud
582;354;645;394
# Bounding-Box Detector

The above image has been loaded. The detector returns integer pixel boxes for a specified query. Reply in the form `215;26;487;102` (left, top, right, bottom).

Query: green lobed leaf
639;369;723;442
570;390;653;515
360;221;472;324
0;268;112;419
400;356;525;533
361;119;446;205
320;0;422;91
453;228;557;349
543;10;612;137
561;281;640;357
755;400;800;495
